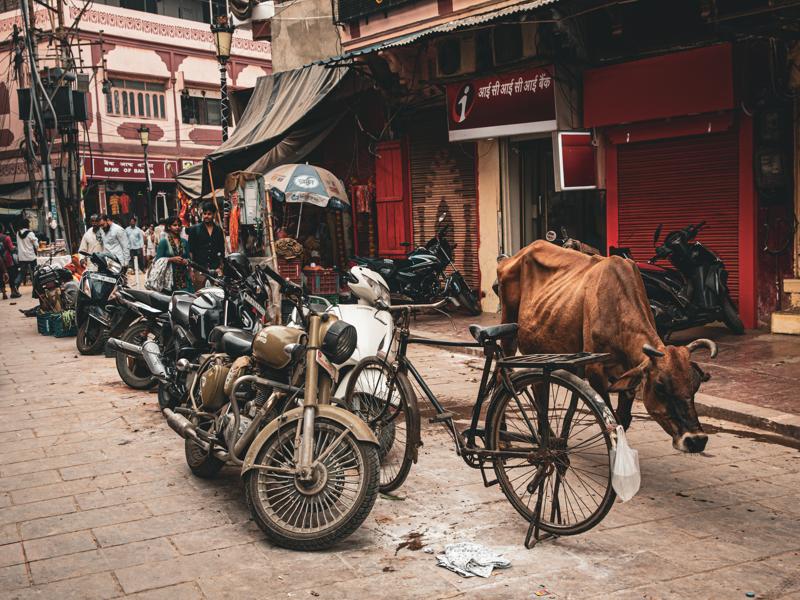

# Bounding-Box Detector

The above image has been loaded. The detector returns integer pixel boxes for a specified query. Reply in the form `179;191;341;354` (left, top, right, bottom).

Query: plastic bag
611;425;640;502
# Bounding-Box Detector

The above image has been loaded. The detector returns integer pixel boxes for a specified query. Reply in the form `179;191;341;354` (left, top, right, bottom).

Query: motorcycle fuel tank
252;325;306;369
189;288;225;342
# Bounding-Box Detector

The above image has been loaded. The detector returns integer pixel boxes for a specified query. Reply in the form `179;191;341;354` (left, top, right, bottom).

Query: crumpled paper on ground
435;542;511;578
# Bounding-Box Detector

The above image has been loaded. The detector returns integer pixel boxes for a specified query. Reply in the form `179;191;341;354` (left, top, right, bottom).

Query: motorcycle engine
224;414;252;445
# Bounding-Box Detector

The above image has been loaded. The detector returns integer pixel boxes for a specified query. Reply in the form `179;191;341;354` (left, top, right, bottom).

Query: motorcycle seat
218;330;254;358
125;288;171;312
209;325;244;347
469;323;519;344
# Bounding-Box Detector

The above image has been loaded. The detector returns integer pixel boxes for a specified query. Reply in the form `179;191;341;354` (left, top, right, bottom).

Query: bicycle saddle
469;323;519;344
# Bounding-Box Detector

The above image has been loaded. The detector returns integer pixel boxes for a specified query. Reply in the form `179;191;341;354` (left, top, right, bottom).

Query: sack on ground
611;425;640;502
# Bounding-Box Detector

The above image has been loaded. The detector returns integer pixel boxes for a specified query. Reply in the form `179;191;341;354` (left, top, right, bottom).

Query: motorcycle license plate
243;293;266;316
94;274;116;284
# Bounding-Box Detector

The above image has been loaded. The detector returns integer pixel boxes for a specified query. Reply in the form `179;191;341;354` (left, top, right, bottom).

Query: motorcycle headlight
106;259;122;276
321;320;357;365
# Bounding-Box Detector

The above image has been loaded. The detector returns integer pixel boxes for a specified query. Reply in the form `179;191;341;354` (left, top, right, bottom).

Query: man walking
0;229;19;299
126;217;145;271
97;214;129;269
15;219;38;290
188;202;225;289
79;215;103;255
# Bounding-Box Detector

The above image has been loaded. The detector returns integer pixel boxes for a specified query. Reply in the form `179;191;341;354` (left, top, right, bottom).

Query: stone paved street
1;294;799;599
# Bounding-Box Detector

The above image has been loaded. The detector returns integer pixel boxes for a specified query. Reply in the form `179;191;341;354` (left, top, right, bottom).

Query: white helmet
347;266;390;306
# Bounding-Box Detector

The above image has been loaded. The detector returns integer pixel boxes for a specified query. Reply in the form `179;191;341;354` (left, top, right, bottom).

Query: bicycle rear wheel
487;370;615;536
344;357;419;493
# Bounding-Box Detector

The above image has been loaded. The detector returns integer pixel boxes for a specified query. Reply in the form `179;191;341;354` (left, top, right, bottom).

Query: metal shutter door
408;110;480;289
617;131;740;302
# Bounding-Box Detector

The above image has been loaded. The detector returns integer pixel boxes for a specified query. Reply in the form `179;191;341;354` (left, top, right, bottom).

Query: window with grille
181;94;222;126
105;79;167;120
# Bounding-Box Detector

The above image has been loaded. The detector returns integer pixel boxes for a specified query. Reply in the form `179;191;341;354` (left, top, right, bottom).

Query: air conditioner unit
492;22;539;66
435;34;476;78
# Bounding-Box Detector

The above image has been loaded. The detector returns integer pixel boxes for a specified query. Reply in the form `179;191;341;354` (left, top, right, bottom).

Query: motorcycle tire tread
115;321;159;390
76;321;110;356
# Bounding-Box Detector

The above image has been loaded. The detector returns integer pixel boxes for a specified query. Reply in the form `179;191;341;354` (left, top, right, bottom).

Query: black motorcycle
352;213;481;315
611;221;745;337
107;253;273;406
75;251;131;355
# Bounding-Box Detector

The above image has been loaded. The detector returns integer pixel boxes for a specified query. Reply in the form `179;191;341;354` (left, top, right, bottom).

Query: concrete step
785;278;800;308
771;307;800;335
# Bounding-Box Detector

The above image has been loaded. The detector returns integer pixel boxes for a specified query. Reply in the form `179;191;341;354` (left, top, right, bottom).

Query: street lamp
137;124;152;220
211;15;235;142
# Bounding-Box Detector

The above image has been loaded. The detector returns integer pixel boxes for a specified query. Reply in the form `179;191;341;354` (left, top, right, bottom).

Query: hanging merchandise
241;178;264;225
119;191;131;215
229;201;240;252
108;192;120;215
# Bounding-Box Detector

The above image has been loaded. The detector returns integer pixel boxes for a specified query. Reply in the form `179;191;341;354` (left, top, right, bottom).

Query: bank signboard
83;157;179;182
446;66;557;141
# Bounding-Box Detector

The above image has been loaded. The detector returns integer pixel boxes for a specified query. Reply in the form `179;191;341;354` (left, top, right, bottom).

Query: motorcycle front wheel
245;418;379;550
76;318;109;355
115;321;159;390
721;294;745;335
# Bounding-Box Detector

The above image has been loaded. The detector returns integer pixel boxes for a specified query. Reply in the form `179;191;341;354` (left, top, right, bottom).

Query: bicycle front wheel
344;357;419;493
487;370;615;536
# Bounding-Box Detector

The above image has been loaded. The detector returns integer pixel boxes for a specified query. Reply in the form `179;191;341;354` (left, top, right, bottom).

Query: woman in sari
156;216;193;292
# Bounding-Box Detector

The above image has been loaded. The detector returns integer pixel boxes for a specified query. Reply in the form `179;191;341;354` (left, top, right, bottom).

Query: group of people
79;202;226;292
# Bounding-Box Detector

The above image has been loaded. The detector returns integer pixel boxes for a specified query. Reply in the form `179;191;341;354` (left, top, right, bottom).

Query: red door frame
604;113;757;329
375;139;412;258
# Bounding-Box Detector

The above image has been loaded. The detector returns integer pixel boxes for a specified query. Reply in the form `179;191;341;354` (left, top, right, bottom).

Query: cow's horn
686;338;718;358
642;344;665;359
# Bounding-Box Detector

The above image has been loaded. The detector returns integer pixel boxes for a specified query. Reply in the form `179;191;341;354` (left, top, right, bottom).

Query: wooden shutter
617;131;740;301
408;110;480;289
375;140;410;258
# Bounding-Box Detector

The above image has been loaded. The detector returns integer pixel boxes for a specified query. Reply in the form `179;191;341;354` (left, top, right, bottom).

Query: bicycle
344;300;620;547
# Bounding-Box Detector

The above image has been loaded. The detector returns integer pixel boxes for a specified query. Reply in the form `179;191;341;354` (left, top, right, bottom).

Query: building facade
0;0;271;231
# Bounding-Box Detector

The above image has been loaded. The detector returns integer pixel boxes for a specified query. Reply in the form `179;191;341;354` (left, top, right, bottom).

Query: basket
49;311;77;338
303;268;339;295
37;311;54;335
277;257;303;284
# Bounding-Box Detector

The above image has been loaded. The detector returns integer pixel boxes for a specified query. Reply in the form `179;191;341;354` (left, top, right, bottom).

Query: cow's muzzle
673;432;708;454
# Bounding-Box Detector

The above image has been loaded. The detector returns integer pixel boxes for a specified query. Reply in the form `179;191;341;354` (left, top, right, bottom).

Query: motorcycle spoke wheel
246;419;379;550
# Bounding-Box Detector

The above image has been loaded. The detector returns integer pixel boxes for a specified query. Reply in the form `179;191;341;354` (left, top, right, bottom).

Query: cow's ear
608;365;645;392
691;362;711;383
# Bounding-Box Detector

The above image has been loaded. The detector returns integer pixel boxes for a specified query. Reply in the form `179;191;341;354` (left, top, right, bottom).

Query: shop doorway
504;137;606;255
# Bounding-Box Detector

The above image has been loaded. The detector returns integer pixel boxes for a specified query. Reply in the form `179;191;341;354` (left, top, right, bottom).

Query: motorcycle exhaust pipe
141;340;168;382
105;338;143;358
162;407;198;440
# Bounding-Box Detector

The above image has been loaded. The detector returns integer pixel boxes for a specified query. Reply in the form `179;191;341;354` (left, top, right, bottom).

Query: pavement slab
1;290;799;599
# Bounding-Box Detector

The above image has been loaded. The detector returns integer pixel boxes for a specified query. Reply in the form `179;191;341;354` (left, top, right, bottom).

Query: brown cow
496;240;716;453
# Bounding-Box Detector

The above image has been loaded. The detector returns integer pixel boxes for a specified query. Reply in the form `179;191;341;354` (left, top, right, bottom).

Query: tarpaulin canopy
176;64;354;199
0;183;40;208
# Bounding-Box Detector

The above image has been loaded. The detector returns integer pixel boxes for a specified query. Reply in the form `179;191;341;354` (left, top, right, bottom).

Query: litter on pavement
435;542;511;578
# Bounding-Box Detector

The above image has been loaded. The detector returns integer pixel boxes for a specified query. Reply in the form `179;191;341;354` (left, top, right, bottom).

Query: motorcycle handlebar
259;263;303;297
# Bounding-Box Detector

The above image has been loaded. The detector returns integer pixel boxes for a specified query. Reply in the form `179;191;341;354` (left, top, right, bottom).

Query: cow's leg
616;390;635;430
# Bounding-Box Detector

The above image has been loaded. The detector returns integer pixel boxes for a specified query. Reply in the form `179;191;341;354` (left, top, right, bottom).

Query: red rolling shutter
408;110;480;289
617;131;740;301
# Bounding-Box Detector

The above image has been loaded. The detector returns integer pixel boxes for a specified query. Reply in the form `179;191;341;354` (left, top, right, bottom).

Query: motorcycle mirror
560;226;568;239
438;213;447;223
653;224;663;245
545;230;557;242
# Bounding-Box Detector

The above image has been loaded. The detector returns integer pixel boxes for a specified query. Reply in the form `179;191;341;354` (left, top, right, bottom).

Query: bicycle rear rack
497;352;609;372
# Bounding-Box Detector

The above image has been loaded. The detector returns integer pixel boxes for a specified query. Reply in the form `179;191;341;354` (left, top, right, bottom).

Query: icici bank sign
445;66;557;142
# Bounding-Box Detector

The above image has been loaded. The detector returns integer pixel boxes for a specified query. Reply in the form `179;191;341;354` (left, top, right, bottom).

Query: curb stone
410;330;800;440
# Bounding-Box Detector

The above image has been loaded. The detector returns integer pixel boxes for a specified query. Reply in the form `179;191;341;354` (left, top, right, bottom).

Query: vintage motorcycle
31;260;78;313
352;213;481;315
110;253;272;390
75;251;130;355
611;221;745;336
117;264;380;550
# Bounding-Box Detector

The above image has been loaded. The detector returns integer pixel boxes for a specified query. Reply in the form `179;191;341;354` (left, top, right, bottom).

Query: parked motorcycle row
70;245;396;549
549;221;744;338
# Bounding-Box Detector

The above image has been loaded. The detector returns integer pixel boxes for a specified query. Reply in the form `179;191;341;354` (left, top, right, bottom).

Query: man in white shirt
15;218;38;289
97;214;129;269
125;217;145;271
79;214;103;255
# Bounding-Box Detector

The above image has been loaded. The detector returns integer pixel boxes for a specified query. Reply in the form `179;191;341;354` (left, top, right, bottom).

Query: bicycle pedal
429;411;454;424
